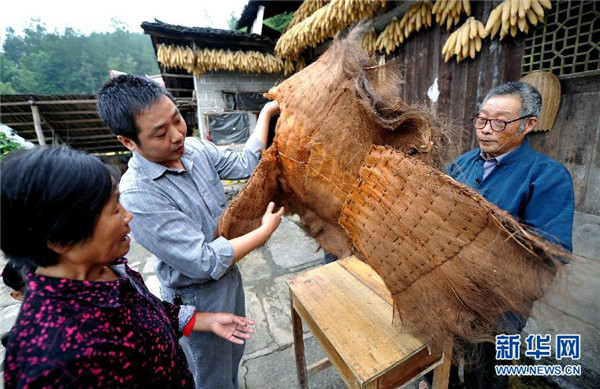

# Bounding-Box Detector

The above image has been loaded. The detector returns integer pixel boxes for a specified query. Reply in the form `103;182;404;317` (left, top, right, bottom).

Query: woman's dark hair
1;147;119;267
2;261;25;291
97;74;175;144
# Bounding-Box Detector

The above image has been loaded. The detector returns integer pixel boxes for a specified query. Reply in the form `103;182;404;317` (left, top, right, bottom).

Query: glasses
471;115;533;132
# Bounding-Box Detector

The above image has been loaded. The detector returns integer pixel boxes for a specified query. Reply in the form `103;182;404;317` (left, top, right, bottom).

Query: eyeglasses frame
471;115;534;132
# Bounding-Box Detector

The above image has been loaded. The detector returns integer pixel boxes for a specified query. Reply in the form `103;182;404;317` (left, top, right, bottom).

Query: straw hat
520;71;561;132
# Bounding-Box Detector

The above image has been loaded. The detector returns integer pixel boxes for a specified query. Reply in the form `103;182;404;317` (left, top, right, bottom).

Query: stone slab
237;246;273;288
573;211;600;260
243;289;274;356
540;254;600;326
266;217;325;270
242;337;346;389
258;273;299;348
523;301;599;389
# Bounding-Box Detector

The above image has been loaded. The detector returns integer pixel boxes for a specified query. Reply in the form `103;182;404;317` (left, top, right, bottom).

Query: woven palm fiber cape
217;32;569;346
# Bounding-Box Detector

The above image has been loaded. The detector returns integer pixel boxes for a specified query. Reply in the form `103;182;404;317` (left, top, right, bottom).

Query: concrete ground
1;210;598;388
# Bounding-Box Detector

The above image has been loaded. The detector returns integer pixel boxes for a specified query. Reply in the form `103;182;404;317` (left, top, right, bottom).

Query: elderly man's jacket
447;139;574;252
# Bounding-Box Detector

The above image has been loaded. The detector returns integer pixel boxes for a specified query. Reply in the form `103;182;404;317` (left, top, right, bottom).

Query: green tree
1;19;160;94
264;12;293;32
1;52;17;93
227;12;239;31
0;82;15;94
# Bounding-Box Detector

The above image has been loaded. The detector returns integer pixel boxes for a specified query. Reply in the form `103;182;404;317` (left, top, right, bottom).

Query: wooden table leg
432;341;453;389
291;297;308;389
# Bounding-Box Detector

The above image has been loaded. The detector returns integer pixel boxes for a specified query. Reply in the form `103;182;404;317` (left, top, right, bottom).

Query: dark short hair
97;74;175;144
2;261;25;291
1;147;119;268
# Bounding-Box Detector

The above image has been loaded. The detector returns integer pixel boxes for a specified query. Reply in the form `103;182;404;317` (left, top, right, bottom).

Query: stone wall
521;211;600;389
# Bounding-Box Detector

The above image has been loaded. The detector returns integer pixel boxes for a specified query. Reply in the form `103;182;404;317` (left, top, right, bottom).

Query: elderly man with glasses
448;81;574;252
442;81;574;388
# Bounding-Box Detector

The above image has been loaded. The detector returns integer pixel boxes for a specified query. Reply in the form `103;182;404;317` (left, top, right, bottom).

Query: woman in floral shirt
1;147;254;388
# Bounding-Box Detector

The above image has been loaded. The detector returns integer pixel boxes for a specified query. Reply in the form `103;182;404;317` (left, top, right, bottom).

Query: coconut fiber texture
217;32;568;346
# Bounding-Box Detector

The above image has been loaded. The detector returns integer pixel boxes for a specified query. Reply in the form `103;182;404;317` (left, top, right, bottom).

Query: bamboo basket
520;71;561;132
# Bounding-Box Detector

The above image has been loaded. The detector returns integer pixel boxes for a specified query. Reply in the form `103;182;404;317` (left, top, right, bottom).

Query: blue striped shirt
479;150;510;180
119;136;264;288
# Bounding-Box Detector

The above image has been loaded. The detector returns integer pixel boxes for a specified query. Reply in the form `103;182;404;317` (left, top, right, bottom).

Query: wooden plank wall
388;2;599;216
528;78;600;215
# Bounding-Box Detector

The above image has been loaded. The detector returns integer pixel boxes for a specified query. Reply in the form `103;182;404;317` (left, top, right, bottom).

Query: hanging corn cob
432;0;472;31
157;44;196;73
442;16;487;62
276;0;387;61
156;44;294;76
376;0;434;54
484;0;551;41
361;28;378;56
376;17;402;54
284;0;331;32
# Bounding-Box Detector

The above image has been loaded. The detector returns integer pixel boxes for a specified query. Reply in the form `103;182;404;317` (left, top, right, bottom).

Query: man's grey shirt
119;136;264;288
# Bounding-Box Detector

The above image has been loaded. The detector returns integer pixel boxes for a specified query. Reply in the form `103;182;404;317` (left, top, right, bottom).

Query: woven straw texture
340;145;566;344
520;71;562;132
218;31;568;346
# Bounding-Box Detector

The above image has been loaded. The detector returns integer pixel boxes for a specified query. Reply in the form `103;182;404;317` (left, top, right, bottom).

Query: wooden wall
528;73;600;215
388;2;599;216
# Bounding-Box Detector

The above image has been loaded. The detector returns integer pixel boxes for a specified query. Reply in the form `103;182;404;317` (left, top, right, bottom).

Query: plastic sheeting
222;92;269;111
207;113;250;145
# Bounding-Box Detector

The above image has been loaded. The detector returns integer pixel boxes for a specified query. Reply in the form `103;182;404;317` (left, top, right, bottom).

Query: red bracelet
182;311;197;337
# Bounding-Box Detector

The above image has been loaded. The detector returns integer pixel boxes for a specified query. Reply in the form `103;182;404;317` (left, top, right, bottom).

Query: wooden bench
287;256;451;388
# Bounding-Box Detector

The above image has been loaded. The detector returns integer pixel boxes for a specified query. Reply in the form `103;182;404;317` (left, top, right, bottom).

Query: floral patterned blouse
3;259;195;388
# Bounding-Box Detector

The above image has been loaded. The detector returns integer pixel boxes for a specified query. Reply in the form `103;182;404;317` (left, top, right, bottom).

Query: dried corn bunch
442;16;487;62
158;44;290;76
157;44;196;73
282;56;307;75
485;0;551;40
376;1;433;54
432;0;472;30
295;56;307;73
361;28;378;55
284;0;331;32
283;59;295;75
275;0;386;61
193;48;285;76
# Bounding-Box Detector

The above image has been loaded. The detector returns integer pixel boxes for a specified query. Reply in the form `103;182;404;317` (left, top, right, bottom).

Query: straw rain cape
217;31;568;346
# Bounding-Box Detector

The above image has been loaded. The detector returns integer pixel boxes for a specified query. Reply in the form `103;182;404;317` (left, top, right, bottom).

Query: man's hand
261;101;280;118
195;312;255;344
230;202;285;263
261;202;284;236
254;101;280;148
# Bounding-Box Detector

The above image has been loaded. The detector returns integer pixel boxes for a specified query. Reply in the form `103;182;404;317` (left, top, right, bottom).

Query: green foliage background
263;12;292;32
0;132;23;156
1;20;160;95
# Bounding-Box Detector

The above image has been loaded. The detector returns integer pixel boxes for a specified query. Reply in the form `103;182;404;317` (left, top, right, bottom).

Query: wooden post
29;104;46;147
251;5;265;35
192;63;207;141
432;340;453;388
291;296;308;389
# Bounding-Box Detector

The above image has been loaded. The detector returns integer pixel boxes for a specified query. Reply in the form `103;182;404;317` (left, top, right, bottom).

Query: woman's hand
195;312;255;344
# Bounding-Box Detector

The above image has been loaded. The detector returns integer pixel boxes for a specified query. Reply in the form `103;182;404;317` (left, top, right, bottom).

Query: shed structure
0;94;123;154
